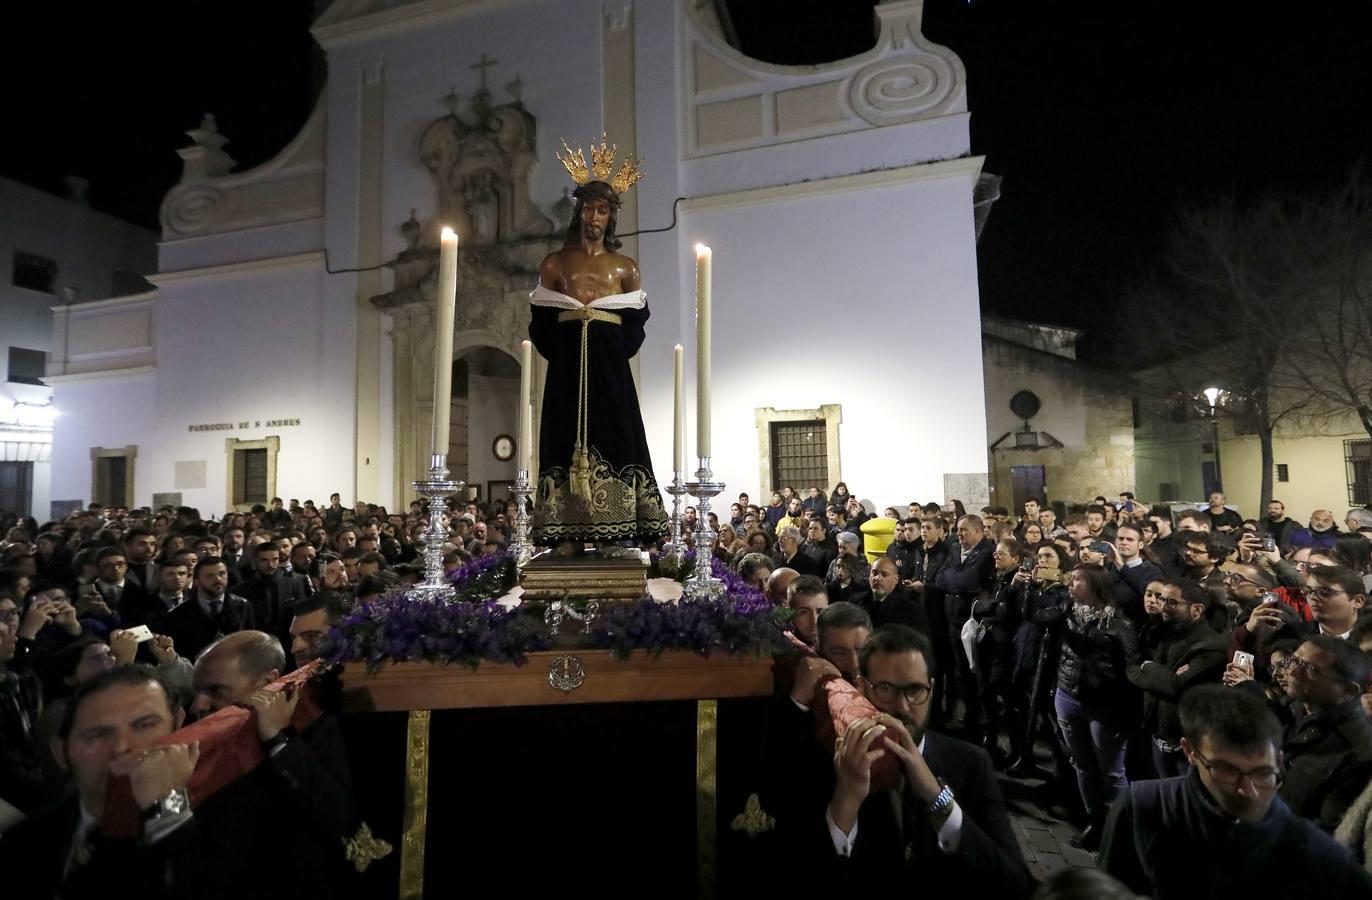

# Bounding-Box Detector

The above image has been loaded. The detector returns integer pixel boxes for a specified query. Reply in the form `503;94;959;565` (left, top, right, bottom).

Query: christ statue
528;139;668;545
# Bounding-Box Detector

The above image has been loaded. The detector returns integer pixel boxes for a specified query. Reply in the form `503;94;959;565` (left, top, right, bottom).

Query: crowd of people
749;484;1372;895
0;492;515;897
0;485;1370;895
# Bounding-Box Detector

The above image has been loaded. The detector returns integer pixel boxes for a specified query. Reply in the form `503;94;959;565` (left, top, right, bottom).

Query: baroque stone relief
372;66;563;498
685;0;967;155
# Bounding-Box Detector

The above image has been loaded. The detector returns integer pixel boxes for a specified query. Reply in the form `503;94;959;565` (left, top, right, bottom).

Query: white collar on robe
530;284;646;310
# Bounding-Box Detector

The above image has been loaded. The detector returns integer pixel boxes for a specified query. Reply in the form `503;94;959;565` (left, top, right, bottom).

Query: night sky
5;1;1370;352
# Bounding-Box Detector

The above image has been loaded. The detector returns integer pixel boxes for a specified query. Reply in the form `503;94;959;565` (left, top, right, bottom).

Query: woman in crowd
714;524;743;563
1048;564;1140;851
1008;542;1073;778
973;539;1030;765
1021;522;1044;546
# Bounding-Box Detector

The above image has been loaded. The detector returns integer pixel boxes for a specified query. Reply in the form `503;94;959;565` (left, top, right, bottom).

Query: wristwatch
928;783;956;825
139;788;190;823
263;726;297;758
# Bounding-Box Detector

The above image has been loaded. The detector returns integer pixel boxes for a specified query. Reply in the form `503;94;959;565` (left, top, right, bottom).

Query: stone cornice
312;0;521;51
148;252;325;285
44;366;157;386
680;155;984;214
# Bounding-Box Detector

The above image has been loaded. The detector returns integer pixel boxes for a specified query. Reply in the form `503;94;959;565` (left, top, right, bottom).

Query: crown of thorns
556;133;644;195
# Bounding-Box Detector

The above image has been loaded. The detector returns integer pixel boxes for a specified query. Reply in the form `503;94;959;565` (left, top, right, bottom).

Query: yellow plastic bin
860;515;896;563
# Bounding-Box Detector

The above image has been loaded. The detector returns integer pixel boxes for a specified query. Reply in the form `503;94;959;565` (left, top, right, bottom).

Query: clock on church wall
492;434;515;462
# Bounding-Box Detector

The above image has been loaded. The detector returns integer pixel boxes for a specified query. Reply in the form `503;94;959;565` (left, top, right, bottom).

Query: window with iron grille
1347;440;1372;506
1276;463;1289;483
771;420;827;491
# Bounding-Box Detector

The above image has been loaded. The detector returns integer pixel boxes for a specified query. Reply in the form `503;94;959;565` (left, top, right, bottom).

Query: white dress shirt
827;736;964;857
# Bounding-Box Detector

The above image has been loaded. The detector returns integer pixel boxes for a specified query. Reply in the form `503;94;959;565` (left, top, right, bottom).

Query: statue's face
580;198;611;242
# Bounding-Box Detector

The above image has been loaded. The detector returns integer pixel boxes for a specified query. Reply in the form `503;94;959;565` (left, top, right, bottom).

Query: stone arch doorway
449;344;522;508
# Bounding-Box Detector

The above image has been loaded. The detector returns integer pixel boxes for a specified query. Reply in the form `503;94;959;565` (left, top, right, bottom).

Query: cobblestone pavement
999;766;1101;880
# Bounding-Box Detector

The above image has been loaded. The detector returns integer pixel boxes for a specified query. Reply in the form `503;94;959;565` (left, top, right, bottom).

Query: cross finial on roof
470;53;498;91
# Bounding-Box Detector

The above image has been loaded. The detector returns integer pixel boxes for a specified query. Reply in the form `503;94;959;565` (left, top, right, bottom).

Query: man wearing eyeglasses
1302;565;1367;640
1101;685;1372;896
825;625;1032;895
1126;579;1228;777
1179;533;1225;587
1278;635;1372;831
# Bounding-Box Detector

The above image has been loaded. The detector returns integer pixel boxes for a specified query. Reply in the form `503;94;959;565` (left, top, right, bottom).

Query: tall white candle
673;344;684;473
520;402;533;477
695;244;712;459
518;339;532;472
432;227;459;457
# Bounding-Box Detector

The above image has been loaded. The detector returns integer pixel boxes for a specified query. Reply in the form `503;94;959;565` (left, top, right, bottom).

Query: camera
1260;535;1277;552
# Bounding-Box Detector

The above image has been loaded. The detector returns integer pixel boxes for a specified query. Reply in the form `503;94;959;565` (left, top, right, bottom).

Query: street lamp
1201;386;1227;493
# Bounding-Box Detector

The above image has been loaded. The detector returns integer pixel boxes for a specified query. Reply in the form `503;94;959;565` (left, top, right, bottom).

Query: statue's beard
583;225;603;241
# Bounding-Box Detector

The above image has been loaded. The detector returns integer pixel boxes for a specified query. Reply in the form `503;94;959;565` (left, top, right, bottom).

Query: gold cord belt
557;307;623;325
556;306;620;500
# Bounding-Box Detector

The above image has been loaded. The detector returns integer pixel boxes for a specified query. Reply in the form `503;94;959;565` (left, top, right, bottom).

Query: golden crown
556;134;644;194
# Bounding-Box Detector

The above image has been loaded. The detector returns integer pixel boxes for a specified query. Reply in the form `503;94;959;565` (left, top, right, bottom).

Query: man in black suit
160;557;254;662
92;546;146;618
236;543;309;647
184;630;357;897
0;665;199;899
862;557;930;634
775;526;824;577
121;527;160;597
124;559;195;632
823;625;1034;896
934;515;997;737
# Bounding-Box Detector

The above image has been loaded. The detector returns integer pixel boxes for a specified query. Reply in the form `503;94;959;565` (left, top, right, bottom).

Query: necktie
209;598;224;619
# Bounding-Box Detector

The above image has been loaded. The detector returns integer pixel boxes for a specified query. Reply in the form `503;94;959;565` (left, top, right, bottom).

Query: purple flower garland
324;552;789;672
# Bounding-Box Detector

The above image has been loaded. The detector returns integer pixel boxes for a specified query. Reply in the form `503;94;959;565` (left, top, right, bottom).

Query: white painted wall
663;166;987;504
146;259;353;512
48;373;155;507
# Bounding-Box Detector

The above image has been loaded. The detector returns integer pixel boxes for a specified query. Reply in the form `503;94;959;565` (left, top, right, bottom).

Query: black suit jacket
866;586;931;634
173;713;358;899
95;579;148;619
123;588;194;632
823;731;1034;896
159;593;255;661
123;559;160;596
0;795;184;899
236;572;309;643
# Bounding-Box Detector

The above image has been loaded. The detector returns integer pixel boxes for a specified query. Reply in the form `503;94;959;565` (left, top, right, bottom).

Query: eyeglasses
0;609;17;624
1190;749;1282;790
1307;586;1349;601
1225;572;1262;587
1286;656;1339;680
868;681;932;705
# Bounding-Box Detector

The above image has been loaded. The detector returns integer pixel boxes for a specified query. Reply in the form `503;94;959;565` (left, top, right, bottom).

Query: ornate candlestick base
662;471;688;567
683;459;726;602
408;454;464;602
510;467;534;569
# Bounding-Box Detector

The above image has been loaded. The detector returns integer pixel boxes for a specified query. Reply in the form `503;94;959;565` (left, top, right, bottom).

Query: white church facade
47;0;992;517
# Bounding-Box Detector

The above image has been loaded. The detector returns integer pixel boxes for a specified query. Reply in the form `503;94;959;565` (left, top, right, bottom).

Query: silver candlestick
662;471;688;567
409;453;463;602
510;467;534;569
683;458;726;601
